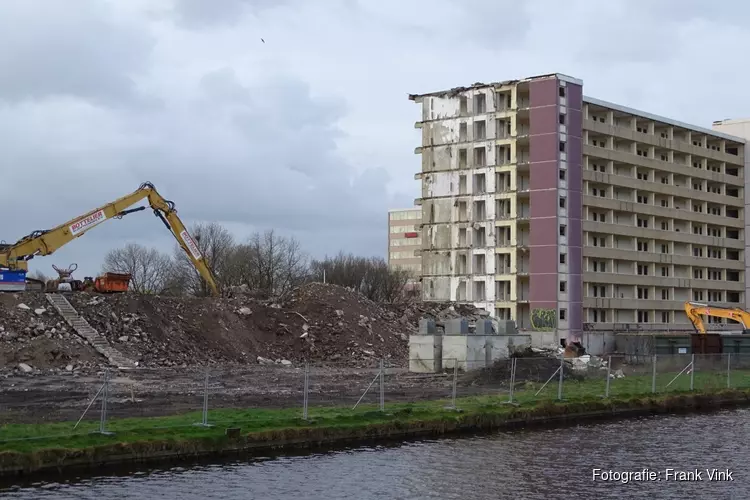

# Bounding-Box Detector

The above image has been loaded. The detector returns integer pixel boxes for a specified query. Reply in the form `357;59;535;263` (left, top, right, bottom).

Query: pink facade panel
530;244;559;275
530;217;558;247
568;246;582;275
530;189;557;219
529;78;559;107
529;274;558;304
529;134;558;164
530;106;559;135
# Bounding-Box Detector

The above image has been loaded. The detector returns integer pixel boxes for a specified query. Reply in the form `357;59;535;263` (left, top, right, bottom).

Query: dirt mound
0;283;488;371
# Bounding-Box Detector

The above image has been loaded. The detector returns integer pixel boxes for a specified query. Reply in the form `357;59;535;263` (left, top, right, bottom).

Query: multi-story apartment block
409;73;747;342
388;207;422;275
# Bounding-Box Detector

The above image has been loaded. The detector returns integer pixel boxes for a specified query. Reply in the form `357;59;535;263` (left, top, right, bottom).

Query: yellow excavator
0;182;219;295
684;301;750;334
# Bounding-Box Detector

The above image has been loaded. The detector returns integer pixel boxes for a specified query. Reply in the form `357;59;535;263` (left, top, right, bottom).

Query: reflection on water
3;409;749;499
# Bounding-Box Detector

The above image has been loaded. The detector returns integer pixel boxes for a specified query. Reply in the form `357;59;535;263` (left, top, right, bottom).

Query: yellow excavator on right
684;301;750;335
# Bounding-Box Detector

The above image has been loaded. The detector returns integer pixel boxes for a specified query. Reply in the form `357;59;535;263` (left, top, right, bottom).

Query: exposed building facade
410;73;747;342
388;207;422;275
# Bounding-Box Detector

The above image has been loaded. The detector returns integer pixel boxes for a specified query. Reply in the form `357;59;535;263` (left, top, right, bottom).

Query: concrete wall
440;334;531;371
527;76;584;344
528;77;561;340
711;118;750;312
408;334;443;373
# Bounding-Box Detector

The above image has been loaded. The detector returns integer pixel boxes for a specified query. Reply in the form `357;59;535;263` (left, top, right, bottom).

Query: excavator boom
0;182;219;296
684;301;750;334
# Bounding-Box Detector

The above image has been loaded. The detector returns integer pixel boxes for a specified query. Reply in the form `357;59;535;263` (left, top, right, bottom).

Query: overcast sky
1;0;748;279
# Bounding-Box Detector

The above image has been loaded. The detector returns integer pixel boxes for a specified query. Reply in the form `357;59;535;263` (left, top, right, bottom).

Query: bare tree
228;230;308;299
310;252;410;302
102;243;173;294
170;222;235;296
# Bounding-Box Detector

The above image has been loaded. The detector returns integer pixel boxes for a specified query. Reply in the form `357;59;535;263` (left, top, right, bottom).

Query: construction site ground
0;283;499;425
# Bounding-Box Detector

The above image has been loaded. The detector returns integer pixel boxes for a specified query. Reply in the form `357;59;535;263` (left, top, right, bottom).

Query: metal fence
1;353;750;444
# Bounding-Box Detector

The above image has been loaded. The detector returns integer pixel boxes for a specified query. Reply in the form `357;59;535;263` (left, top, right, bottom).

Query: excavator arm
0;182;219;296
684;301;750;334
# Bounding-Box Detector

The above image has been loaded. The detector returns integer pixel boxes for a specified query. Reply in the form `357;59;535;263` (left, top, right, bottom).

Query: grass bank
2;370;750;477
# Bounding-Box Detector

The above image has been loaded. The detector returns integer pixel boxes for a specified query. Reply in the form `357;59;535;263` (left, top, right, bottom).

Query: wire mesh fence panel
7;352;750;445
657;354;695;393
604;355;657;397
726;353;750;389
692;354;729;392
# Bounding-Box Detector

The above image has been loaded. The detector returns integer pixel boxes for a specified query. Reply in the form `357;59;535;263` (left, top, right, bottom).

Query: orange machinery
81;272;131;293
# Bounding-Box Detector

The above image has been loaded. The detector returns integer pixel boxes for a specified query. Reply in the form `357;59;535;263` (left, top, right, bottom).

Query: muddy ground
0;363;519;425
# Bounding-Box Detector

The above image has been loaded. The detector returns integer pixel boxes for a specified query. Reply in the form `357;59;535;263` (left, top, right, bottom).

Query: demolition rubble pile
461;346;624;387
0;283;486;371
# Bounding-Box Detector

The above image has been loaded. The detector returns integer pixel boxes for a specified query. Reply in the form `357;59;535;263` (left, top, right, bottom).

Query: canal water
3;409;748;499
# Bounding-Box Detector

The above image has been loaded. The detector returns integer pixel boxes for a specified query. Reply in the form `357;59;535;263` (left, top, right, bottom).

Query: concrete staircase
45;293;136;370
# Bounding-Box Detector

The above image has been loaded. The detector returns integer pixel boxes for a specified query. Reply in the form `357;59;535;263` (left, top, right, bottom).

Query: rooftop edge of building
407;72;582;101
408;72;747;145
388;207;422;213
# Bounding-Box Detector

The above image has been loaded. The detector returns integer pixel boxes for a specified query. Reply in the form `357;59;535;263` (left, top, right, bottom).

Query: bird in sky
261;38;265;43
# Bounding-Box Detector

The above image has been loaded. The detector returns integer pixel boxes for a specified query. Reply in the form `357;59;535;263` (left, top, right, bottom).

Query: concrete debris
34;308;46;316
0;283;488;370
18;363;32;373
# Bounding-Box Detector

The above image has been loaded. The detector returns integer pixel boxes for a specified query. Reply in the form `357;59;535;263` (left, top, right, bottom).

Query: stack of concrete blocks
408;319;443;373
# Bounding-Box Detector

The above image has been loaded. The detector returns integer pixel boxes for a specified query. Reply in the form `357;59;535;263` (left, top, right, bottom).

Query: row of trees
94;222;415;302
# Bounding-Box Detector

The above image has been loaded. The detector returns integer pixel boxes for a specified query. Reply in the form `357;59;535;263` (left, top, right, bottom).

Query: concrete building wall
528;77;562;336
712;118;750;313
388;208;422;276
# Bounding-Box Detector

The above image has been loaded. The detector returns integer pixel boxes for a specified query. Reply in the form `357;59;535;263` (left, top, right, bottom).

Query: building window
559;141;566;153
559;170;566;180
559;281;567;292
661;311;669;323
559;309;567;320
559;113;565;125
559;197;566;209
559;225;567;236
559;86;566;98
559;253;567;264
474;93;486;114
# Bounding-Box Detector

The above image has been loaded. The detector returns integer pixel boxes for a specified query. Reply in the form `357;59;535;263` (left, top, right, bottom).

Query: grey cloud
0;0;153;104
173;0;290;29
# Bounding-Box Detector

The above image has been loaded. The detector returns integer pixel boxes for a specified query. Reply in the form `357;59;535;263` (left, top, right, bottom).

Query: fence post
690;353;695;391
557;355;564;401
303;361;309;420
508;357;516;403
99;369;112;435
379;359;385;412
451;360;458;409
605;356;611;398
651;355;657;394
194;367;213;428
727;353;731;389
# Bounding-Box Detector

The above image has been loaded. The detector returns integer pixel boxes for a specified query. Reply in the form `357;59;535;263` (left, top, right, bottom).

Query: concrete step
45;292;136;370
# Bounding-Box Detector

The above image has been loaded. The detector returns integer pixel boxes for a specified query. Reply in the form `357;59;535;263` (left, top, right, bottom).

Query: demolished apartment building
409;73;748;344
